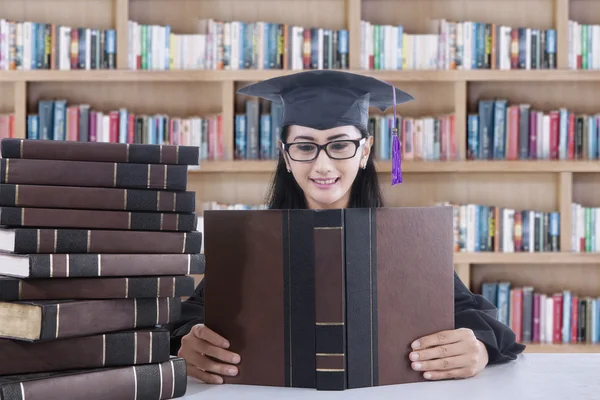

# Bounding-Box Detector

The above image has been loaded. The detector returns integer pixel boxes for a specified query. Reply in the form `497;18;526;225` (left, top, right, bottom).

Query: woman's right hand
177;323;241;384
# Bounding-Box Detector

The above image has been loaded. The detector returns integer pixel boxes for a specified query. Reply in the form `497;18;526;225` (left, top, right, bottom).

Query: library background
0;0;598;353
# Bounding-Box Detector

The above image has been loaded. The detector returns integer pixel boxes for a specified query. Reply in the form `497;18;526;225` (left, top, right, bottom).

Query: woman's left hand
408;327;489;380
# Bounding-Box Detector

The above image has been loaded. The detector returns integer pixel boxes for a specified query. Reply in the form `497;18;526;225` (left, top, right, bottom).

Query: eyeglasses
281;138;366;162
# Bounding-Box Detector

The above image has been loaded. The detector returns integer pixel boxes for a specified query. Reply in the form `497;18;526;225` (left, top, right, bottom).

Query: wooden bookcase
1;0;600;353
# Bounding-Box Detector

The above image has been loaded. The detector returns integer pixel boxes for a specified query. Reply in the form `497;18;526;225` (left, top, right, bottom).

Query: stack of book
0;138;203;399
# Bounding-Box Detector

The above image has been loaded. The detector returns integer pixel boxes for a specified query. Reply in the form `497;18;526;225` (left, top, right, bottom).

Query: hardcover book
0;228;202;254
0;184;196;213
0;297;181;341
1;138;199;165
0;275;195;301
0;206;197;232
0;356;187;400
0;158;188;191
203;206;455;391
0;252;204;279
0;328;171;376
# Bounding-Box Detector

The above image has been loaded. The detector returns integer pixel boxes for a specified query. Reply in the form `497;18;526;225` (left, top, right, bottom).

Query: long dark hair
265;125;385;209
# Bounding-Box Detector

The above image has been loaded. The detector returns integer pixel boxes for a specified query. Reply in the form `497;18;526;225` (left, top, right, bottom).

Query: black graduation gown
453;272;526;363
168;278;206;357
168;272;525;364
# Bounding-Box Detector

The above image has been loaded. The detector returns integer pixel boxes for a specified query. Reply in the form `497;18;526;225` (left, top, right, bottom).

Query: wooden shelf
191;160;600;174
4;69;600;83
453;252;600;265
524;344;600;353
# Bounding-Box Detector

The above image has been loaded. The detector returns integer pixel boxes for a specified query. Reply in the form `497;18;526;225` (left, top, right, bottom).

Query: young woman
169;70;525;385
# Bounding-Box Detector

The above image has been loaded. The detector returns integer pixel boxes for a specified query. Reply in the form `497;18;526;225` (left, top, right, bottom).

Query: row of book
233;96;458;161
0;19;116;70
468;100;600;161
127;19;349;71
234;99;283;160
361;19;557;70
481;283;600;344
568;20;600;70
572;203;600;253
23;100;224;162
2;16;600;72
9;97;600;164
0;138;199;397
437;202;560;253
369;113;456;161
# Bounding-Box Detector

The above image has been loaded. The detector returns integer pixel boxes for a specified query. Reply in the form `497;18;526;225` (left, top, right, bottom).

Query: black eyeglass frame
280;138;367;162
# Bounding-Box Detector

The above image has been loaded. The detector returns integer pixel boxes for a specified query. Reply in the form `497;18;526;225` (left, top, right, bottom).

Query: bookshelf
1;0;600;353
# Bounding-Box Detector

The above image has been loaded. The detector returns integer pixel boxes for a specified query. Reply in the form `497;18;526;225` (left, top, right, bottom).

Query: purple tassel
391;129;402;185
388;82;402;185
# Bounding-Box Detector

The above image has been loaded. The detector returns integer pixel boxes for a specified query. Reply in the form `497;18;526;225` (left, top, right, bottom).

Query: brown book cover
0;297;181;341
0;252;204;279
203;207;455;390
1;138;200;165
0;184;196;213
0;158;188;191
0;228;202;254
0;275;195;301
0;356;187;400
0;206;198;232
0;328;170;376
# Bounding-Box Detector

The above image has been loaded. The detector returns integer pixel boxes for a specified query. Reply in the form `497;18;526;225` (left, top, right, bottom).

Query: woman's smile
310;177;340;188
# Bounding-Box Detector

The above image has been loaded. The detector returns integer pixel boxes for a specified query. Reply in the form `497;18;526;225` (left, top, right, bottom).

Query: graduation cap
236;70;414;185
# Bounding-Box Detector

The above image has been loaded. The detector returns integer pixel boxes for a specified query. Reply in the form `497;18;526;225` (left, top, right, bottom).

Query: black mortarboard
236;70;414;185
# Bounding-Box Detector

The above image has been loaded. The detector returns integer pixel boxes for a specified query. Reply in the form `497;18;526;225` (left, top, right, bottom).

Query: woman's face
282;125;373;210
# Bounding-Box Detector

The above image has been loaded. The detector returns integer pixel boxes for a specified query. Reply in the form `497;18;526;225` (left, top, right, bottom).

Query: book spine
313;209;346;390
0;206;197;232
0;184;196;213
13;229;202;254
0;357;187;400
36;297;181;340
0;329;171;376
1;159;188;191
344;208;378;388
284;209;317;388
26;253;205;278
1;138;200;165
0;276;195;301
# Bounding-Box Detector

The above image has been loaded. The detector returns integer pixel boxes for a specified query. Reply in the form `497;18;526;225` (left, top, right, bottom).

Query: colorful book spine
568;20;600;70
361;19;556;70
467;101;599;161
25;100;221;162
480;282;600;345
437;201;560;253
0;19;115;70
128;19;349;71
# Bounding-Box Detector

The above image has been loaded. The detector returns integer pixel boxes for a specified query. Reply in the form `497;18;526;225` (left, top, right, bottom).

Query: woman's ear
361;136;374;167
279;140;292;172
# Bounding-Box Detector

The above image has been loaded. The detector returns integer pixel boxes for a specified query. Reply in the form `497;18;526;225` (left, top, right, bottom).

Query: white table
178;353;600;399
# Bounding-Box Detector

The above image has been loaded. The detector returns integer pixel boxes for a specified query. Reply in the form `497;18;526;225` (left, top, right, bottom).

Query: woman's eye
298;145;315;152
330;143;349;151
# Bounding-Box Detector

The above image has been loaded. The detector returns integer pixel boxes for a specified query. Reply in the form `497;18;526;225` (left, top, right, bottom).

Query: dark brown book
0;276;195;301
0;228;202;254
1;158;188;191
0;184;196;213
203;207;455;390
0;252;205;278
1;138;199;165
0;357;187;400
0;297;181;341
0;206;198;232
0;328;170;376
